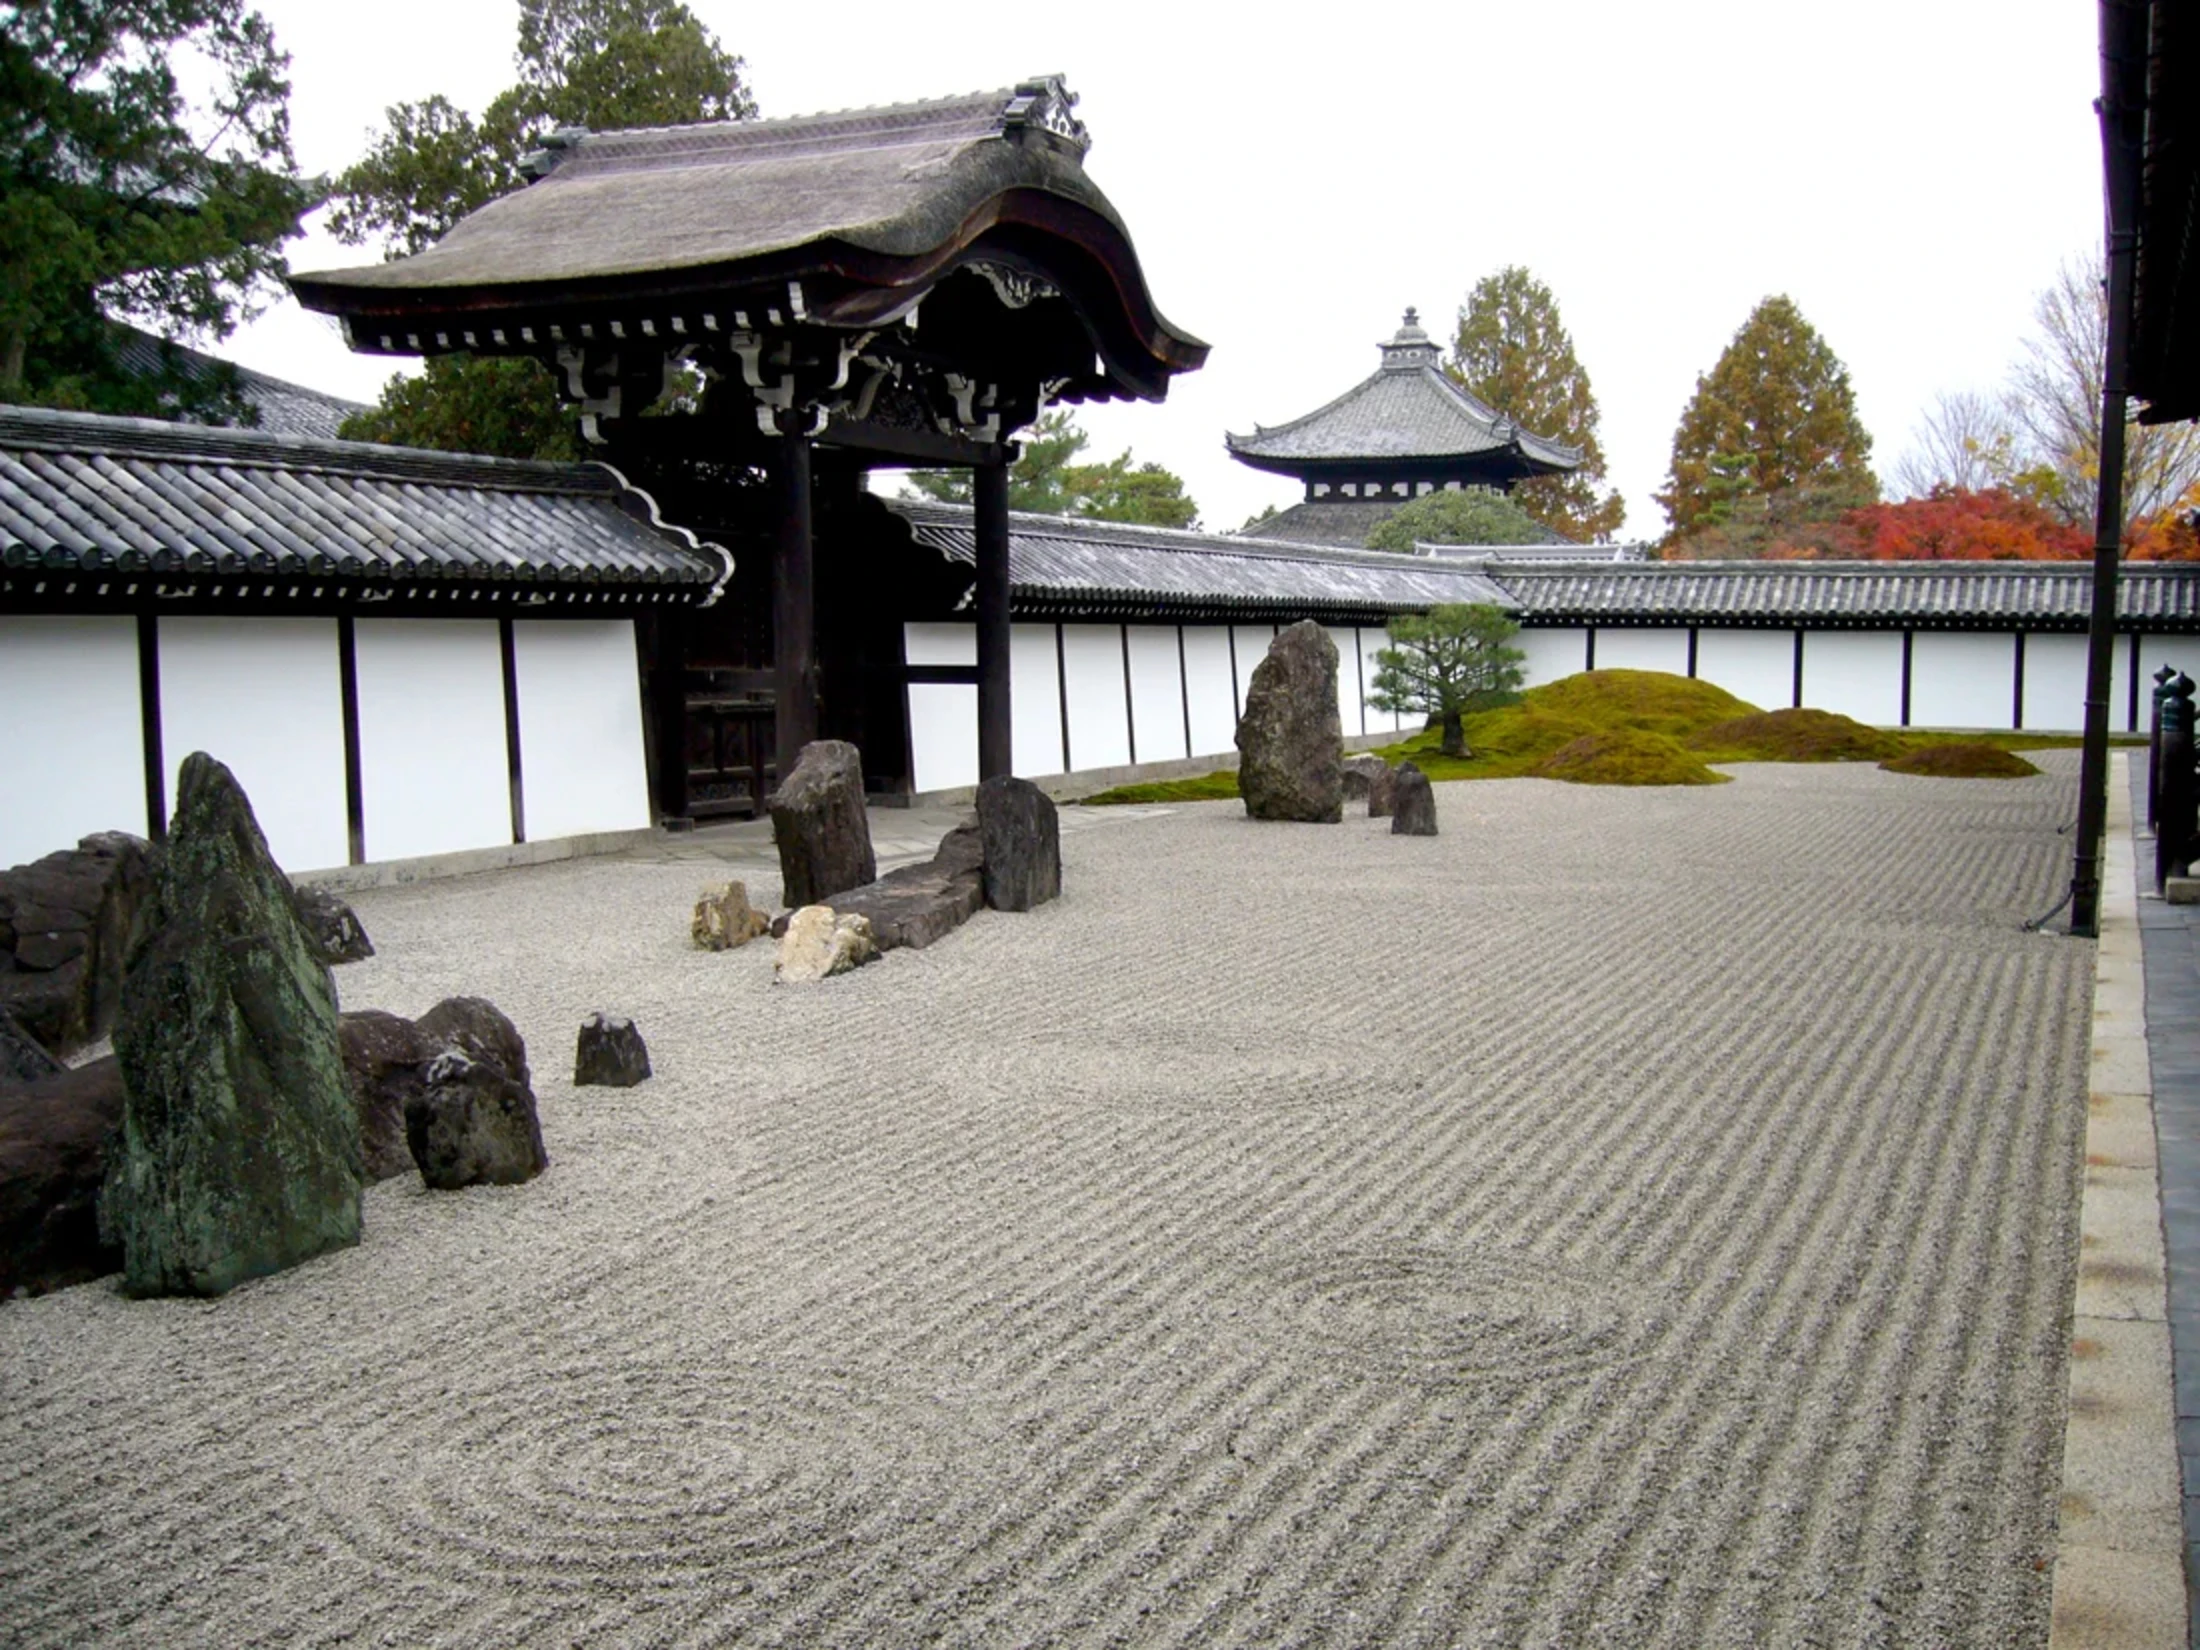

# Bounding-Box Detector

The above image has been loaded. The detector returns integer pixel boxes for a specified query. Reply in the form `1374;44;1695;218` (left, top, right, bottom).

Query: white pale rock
773;906;880;983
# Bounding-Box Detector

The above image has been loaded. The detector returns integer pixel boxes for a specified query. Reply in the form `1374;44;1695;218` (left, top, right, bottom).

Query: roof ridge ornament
1000;76;1090;156
1380;306;1440;372
519;126;591;183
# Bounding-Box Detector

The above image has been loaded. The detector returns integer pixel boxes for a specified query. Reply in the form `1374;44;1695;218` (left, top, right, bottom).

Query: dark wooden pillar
975;456;1013;780
772;426;818;779
644;607;690;825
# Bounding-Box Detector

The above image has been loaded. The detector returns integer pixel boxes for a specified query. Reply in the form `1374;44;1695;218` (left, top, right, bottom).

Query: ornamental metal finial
1001;76;1091;156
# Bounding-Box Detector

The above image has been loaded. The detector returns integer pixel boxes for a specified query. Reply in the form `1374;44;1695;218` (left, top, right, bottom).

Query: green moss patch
1690;707;1905;764
1080;770;1242;805
1878;743;2042;779
1530;730;1730;786
1374;669;1761;781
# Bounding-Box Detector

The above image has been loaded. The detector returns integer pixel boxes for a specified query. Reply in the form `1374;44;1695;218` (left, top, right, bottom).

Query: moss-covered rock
1879;743;2042;779
102;753;361;1297
1530;731;1730;786
1689;707;1905;763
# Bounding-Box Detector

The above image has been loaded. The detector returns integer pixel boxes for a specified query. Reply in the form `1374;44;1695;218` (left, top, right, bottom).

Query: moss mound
1878;743;2042;780
1524;670;1759;741
1690;707;1905;763
1080;770;1241;805
1530;730;1730;787
1377;670;1762;780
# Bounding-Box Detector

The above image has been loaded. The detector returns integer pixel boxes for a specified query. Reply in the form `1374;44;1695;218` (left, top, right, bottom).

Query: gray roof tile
0;406;725;589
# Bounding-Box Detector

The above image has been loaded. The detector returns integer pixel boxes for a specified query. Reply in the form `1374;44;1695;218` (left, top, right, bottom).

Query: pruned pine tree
1368;603;1526;759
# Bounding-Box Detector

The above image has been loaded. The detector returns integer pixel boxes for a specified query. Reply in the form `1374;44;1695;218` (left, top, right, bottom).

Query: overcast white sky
226;0;2104;540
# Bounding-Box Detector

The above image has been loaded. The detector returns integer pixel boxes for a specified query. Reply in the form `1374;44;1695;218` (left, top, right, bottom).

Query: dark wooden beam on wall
772;426;819;779
499;615;526;844
975;457;1013;781
135;612;165;842
336;614;366;865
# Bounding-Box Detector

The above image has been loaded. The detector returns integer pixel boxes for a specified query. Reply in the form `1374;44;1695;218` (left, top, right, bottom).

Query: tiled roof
1226;312;1582;477
0;406;727;591
1496;561;2200;628
110;325;365;441
890;498;1515;620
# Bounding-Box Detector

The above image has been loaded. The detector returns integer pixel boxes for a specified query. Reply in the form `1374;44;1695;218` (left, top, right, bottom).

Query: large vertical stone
101;753;361;1297
1235;621;1344;823
977;776;1061;912
768;740;876;908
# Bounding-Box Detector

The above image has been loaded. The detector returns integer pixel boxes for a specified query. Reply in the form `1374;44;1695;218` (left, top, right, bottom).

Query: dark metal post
2149;663;2175;833
2158;674;2195;894
646;607;691;826
772;425;818;781
2070;0;2150;936
975;456;1013;780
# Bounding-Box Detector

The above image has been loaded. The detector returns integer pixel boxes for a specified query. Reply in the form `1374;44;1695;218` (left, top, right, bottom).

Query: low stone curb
2050;752;2188;1649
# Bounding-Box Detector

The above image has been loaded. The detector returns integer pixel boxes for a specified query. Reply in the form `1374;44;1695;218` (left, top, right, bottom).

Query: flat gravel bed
0;758;2093;1648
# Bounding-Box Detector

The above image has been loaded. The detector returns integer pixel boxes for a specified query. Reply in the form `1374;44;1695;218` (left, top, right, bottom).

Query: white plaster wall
1696;630;1796;712
1909;631;2018;729
1517;627;1588;689
159;616;349;873
1231;626;1276;717
908;685;977;793
2021;633;2090;733
1802;631;1903;726
0;615;146;868
511;620;650;840
1359;627;1402;731
903;621;975;667
1061;624;1132;772
353;619;510;862
1011;623;1065;778
1324;625;1364;736
1592;628;1690;676
1126;626;1188;764
1182;627;1238;756
2110;636;2137;733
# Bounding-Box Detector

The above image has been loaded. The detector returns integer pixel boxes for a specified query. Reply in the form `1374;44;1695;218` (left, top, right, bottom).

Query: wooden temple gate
290;78;1207;819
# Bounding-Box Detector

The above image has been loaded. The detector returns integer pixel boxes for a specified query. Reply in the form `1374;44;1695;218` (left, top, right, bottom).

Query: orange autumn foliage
1841;487;2088;561
2129;485;2200;561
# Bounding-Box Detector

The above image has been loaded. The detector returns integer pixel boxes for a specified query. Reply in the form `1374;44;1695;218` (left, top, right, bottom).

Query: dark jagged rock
338;1010;431;1182
1368;763;1399;819
575;1014;651;1087
831;861;985;951
977;776;1061;912
932;813;985;878
1391;762;1439;836
293;884;374;965
0;1007;65;1088
101;754;360;1297
1342;754;1388;803
0;832;155;1055
767;740;876;908
0;1057;125;1296
415;996;531;1093
1235;621;1344;823
404;1049;548;1189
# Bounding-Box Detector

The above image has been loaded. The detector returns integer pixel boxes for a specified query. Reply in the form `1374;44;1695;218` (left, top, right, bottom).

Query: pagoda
1226;309;1580;547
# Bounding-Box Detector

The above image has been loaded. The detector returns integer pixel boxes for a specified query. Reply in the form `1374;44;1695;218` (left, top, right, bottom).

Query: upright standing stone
1391;761;1439;836
976;776;1061;912
1235;620;1344;823
768;740;876;908
338;1010;431;1183
101;753;361;1297
1342;754;1388;803
1367;763;1399;819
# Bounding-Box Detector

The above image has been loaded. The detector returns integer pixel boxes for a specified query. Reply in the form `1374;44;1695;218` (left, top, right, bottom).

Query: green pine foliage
904;409;1199;529
1363;487;1549;552
0;0;312;417
1658;295;1877;551
1368;603;1526;757
330;0;752;456
1449;267;1626;541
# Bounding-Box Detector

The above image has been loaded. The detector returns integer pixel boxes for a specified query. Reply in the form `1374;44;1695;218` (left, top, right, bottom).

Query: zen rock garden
0;754;579;1299
690;737;1063;984
1238;619;1436;836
